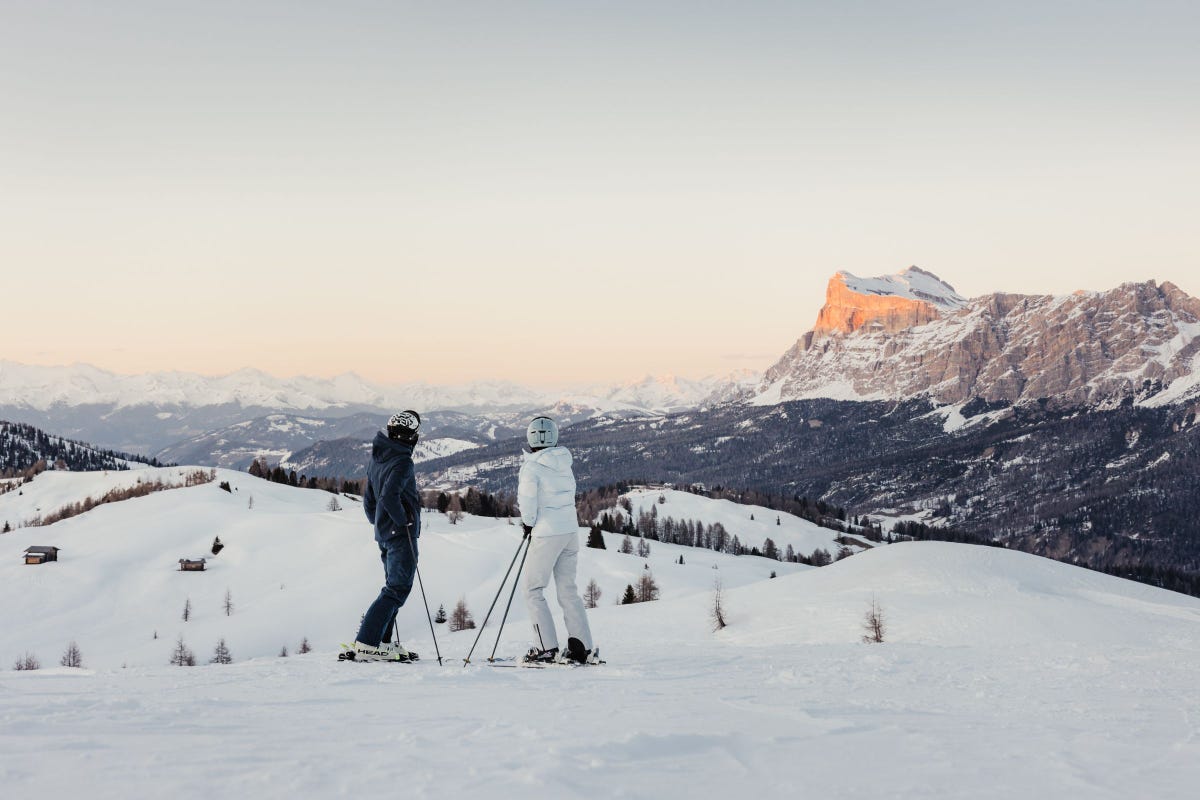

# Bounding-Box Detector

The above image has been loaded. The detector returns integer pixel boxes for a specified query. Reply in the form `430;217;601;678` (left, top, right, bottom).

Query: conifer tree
299;637;312;654
586;525;607;550
621;584;637;605
170;637;195;666
211;638;233;664
763;538;779;561
435;604;448;624
60;641;83;668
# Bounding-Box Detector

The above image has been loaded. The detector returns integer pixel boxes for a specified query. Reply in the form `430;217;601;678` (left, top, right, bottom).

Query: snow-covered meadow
2;468;1199;799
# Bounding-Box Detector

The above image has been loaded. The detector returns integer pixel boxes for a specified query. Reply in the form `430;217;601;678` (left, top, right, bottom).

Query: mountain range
0;361;753;457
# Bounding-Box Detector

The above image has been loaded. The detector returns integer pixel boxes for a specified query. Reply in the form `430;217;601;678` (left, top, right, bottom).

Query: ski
482;656;605;669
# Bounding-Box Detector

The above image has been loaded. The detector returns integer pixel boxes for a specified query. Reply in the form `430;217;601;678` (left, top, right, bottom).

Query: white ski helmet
526;416;559;449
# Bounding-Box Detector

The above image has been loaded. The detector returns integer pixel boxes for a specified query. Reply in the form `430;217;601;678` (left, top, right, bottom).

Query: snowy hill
609;488;864;559
0;468;797;670
3;469;1200;798
0;420;148;475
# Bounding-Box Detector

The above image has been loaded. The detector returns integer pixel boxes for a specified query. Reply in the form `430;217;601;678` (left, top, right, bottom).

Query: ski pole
488;533;531;662
463;531;529;666
406;525;443;666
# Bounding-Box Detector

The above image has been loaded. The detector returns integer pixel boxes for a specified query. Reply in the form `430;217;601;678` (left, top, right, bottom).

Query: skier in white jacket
518;416;598;664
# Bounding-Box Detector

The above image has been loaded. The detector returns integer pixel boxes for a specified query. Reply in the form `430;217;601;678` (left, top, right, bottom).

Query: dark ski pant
356;529;418;647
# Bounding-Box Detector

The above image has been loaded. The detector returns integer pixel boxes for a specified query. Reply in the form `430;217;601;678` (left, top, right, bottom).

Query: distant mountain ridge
0;362;750;455
0;361;743;415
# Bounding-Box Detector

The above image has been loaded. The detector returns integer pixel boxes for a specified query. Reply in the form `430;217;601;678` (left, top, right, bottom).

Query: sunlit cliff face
812;273;944;337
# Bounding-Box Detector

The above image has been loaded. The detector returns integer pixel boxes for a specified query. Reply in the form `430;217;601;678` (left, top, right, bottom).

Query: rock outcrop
813;267;965;336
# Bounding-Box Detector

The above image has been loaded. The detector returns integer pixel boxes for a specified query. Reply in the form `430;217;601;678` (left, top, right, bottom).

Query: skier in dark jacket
348;410;423;662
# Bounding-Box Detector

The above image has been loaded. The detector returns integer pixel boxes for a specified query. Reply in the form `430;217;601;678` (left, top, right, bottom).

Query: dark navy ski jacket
362;431;421;542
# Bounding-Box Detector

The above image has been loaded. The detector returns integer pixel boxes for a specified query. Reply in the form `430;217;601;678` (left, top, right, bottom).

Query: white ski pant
522;532;593;652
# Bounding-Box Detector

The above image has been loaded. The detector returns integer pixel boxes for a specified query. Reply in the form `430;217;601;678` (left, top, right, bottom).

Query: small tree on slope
586;526;606;550
636;569;660;603
711;576;727;631
170;637;195;666
584;579;603;609
60;641;83;668
862;595;886;644
211;638;233;664
13;652;40;671
450;598;476;631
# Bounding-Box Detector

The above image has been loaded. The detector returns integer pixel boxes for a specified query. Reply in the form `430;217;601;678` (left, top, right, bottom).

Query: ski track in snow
1;470;1199;798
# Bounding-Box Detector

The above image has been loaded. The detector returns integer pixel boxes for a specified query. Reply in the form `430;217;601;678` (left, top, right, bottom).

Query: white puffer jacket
518;446;578;537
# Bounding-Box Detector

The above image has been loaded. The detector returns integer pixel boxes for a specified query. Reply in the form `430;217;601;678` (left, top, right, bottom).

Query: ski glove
522;524;533;538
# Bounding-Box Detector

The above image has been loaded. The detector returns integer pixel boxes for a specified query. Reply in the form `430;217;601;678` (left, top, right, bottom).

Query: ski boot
346;641;415;662
561;637;602;665
522;646;559;664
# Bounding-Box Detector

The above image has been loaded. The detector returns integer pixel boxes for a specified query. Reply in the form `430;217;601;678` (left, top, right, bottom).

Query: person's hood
526;445;572;469
372;430;415;463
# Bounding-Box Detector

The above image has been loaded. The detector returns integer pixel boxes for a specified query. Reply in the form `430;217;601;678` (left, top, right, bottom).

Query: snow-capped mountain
0;361;753;454
0;361;748;416
752;267;1200;407
587;371;759;412
0;361;557;414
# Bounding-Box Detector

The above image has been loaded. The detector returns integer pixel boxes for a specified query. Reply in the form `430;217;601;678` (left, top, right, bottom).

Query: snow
0;466;200;529
925;402;1012;434
613;489;860;558
2;473;1200;798
412;437;482;463
838;266;967;310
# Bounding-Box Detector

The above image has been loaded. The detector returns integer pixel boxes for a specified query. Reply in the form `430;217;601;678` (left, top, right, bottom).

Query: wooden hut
178;558;207;572
24;546;61;565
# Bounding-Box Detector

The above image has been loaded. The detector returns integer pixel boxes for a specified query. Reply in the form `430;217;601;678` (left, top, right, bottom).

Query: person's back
518;445;577;537
347;411;424;663
518;416;598;665
364;430;421;542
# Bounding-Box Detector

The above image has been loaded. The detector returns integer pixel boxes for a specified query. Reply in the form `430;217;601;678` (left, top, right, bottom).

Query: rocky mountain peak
812;266;966;338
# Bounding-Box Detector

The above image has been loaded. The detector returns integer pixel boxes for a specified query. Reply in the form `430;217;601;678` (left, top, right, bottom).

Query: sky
2;1;1198;388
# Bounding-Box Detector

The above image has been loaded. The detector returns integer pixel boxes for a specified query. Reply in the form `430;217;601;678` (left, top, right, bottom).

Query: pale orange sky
2;2;1198;387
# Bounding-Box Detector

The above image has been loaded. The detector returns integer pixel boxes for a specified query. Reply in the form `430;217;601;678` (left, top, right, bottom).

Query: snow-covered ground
2;470;1199;799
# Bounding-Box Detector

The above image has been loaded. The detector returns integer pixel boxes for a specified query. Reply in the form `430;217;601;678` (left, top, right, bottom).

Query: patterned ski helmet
386;410;421;442
526;416;559;449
